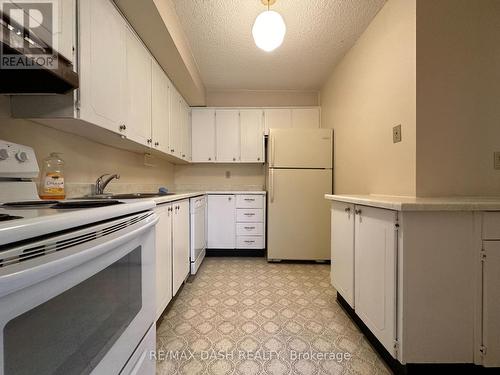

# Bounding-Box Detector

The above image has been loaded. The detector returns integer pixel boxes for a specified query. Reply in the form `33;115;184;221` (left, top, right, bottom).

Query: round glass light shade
252;10;286;52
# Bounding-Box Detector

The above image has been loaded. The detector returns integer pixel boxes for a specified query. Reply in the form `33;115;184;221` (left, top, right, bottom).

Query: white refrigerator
267;128;333;261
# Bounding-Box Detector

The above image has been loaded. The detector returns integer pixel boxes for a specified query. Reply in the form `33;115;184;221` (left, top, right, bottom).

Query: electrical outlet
393;124;402;143
494;152;500;170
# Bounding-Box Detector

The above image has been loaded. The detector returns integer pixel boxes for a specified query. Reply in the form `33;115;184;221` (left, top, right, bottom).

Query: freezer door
267;168;332;260
268;128;333;168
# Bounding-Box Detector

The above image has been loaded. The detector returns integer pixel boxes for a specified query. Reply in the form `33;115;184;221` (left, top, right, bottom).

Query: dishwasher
190;196;207;274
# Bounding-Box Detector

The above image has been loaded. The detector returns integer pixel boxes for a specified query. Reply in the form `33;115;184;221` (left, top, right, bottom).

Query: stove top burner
2;200;60;208
51;200;124;209
0;214;23;222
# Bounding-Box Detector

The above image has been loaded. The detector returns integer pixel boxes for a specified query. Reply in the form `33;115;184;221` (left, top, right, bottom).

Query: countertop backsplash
65;183;266;198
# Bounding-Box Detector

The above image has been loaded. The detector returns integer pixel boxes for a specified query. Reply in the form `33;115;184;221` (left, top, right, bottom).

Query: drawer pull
244;213;255;216
244;226;255;230
244;198;255;202
244;240;255;244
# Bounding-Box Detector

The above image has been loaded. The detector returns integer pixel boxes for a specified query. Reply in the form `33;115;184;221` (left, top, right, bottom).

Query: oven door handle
0;214;158;299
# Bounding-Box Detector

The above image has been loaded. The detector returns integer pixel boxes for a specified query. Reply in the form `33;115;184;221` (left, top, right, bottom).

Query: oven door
0;211;158;375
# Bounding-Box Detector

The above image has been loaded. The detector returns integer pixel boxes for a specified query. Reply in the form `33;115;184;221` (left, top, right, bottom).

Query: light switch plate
494;152;500;170
393;124;402;143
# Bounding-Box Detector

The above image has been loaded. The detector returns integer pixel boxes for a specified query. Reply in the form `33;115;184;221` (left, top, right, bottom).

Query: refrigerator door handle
270;135;276;167
270;169;275;203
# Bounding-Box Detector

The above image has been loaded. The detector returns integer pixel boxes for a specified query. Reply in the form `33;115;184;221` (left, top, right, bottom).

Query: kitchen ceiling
172;0;386;91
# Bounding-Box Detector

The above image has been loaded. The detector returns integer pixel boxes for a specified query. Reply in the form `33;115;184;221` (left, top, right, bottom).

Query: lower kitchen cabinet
172;200;190;295
332;203;397;355
482;241;500;367
354;206;397;356
155;205;173;320
207;195;236;248
155;199;190;319
207;193;266;250
328;198;500;369
330;201;355;307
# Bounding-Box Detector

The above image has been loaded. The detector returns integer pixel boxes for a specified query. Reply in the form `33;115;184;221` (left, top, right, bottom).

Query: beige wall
174;163;266;191
320;0;416;196
205;89;319;107
416;0;500;196
0;118;175;194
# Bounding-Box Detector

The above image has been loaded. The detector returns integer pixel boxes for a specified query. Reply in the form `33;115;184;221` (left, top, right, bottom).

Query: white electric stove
0;140;158;375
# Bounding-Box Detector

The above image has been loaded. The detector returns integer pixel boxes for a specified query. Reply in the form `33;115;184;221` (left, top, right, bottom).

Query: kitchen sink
73;192;176;200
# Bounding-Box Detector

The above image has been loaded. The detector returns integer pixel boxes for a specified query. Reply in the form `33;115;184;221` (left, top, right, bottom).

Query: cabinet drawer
483;212;500;239
237;222;264;236
237;236;264;249
236;195;264;209
236;209;263;222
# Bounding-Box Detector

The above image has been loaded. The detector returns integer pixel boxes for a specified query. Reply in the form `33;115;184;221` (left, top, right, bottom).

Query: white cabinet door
79;0;126;134
240;109;264;163
169;88;182;157
208;195;236;248
192;109;216;162
155;204;172;320
57;0;76;64
331;201;355;308
264;108;292;133
125;27;152;146
186;106;192;161
354;206;397;356
172;200;190;296
292;108;320;128
180;100;191;160
216;110;240;162
483;241;500;367
151;60;170;154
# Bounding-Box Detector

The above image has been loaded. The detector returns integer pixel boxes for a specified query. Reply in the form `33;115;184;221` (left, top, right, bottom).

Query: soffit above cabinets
113;0;206;106
171;0;386;91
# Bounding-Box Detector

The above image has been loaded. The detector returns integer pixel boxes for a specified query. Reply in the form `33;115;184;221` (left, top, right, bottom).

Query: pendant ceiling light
252;0;286;52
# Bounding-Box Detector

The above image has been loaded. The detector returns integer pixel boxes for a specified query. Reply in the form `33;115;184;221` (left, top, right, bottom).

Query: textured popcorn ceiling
172;0;386;90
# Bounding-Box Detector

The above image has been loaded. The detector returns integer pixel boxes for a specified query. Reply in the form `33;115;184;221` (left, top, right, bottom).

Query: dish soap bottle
39;153;66;200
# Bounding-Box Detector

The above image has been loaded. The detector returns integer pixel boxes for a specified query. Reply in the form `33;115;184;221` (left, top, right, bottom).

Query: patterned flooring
156;257;391;375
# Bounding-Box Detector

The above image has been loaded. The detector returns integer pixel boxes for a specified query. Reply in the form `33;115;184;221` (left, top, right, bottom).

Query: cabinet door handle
155;142;159;146
147;139;152;144
208;157;212;161
344;207;351;218
355;209;362;215
233;157;236;161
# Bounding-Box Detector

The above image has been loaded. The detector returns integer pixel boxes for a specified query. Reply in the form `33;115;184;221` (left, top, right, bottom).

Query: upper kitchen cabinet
240;109;264;163
78;0;127;134
192;109;216;162
215;110;240;162
169;87;182;158
151;60;170;154
10;0;191;164
125;26;152;147
264;108;292;132
264;107;321;133
292;108;321;128
180;99;192;161
57;0;77;64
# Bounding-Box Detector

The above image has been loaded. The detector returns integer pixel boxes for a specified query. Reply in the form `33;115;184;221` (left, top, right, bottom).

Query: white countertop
205;191;266;195
325;194;500;211
152;191;266;205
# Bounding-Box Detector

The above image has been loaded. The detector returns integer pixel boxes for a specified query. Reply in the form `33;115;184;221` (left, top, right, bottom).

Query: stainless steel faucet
95;174;120;195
